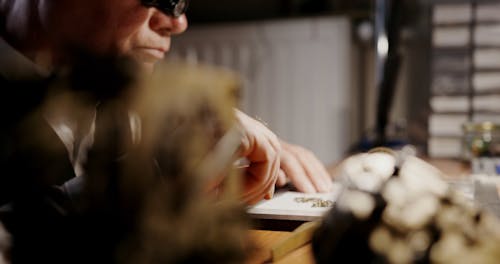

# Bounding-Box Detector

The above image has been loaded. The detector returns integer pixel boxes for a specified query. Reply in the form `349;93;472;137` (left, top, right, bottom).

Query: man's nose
149;11;188;36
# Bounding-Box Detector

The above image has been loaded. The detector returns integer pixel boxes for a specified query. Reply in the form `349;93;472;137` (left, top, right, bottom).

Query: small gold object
294;197;333;208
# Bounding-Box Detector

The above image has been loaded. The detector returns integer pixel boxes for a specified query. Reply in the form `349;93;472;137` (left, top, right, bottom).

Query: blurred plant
28;57;252;263
113;62;252;264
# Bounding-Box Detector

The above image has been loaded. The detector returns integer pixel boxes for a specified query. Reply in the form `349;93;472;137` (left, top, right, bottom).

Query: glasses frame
141;0;189;18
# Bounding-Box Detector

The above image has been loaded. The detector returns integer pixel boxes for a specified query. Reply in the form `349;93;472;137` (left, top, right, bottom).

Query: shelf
428;0;500;158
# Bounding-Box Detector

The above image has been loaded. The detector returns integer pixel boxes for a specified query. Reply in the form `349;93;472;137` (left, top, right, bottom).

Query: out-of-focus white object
341;152;396;193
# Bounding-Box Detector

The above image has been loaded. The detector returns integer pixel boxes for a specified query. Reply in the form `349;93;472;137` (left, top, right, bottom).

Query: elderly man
0;0;332;207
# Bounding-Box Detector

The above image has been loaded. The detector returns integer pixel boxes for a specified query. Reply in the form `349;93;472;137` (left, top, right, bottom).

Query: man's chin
140;61;156;74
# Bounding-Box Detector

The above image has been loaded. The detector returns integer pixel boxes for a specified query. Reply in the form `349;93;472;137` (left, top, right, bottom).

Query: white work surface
247;183;343;221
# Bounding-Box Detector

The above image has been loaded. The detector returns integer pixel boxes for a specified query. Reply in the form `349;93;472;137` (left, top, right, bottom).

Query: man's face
39;0;188;71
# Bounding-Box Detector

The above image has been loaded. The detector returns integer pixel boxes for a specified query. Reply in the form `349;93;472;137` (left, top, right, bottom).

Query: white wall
167;16;354;164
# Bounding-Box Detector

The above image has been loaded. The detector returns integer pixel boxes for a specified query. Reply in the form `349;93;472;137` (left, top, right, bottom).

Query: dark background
186;0;372;24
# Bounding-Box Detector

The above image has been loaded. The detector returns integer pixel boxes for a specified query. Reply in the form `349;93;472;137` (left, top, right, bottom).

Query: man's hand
235;110;281;205
277;140;333;193
235;110;334;204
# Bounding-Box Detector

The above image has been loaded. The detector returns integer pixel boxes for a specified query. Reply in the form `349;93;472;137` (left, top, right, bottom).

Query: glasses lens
172;0;188;17
141;0;189;17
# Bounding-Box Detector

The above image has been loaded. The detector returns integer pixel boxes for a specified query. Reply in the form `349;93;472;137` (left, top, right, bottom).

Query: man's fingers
298;150;333;192
242;167;277;204
243;161;278;197
280;141;333;193
264;184;275;200
238;133;280;202
235;109;282;204
280;150;316;193
276;169;287;187
288;143;332;190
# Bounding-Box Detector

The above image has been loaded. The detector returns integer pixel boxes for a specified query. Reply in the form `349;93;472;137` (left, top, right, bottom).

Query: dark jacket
0;46;145;263
0;72;89;262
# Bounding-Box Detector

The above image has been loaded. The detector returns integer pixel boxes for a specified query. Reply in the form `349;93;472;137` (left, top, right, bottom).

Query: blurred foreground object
313;148;500;264
83;61;251;263
8;56;252;263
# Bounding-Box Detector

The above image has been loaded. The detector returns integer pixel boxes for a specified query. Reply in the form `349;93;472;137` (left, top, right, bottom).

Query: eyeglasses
141;0;189;18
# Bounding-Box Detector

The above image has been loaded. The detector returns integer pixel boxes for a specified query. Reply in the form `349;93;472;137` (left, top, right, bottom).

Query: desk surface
247;158;472;264
247;230;315;264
